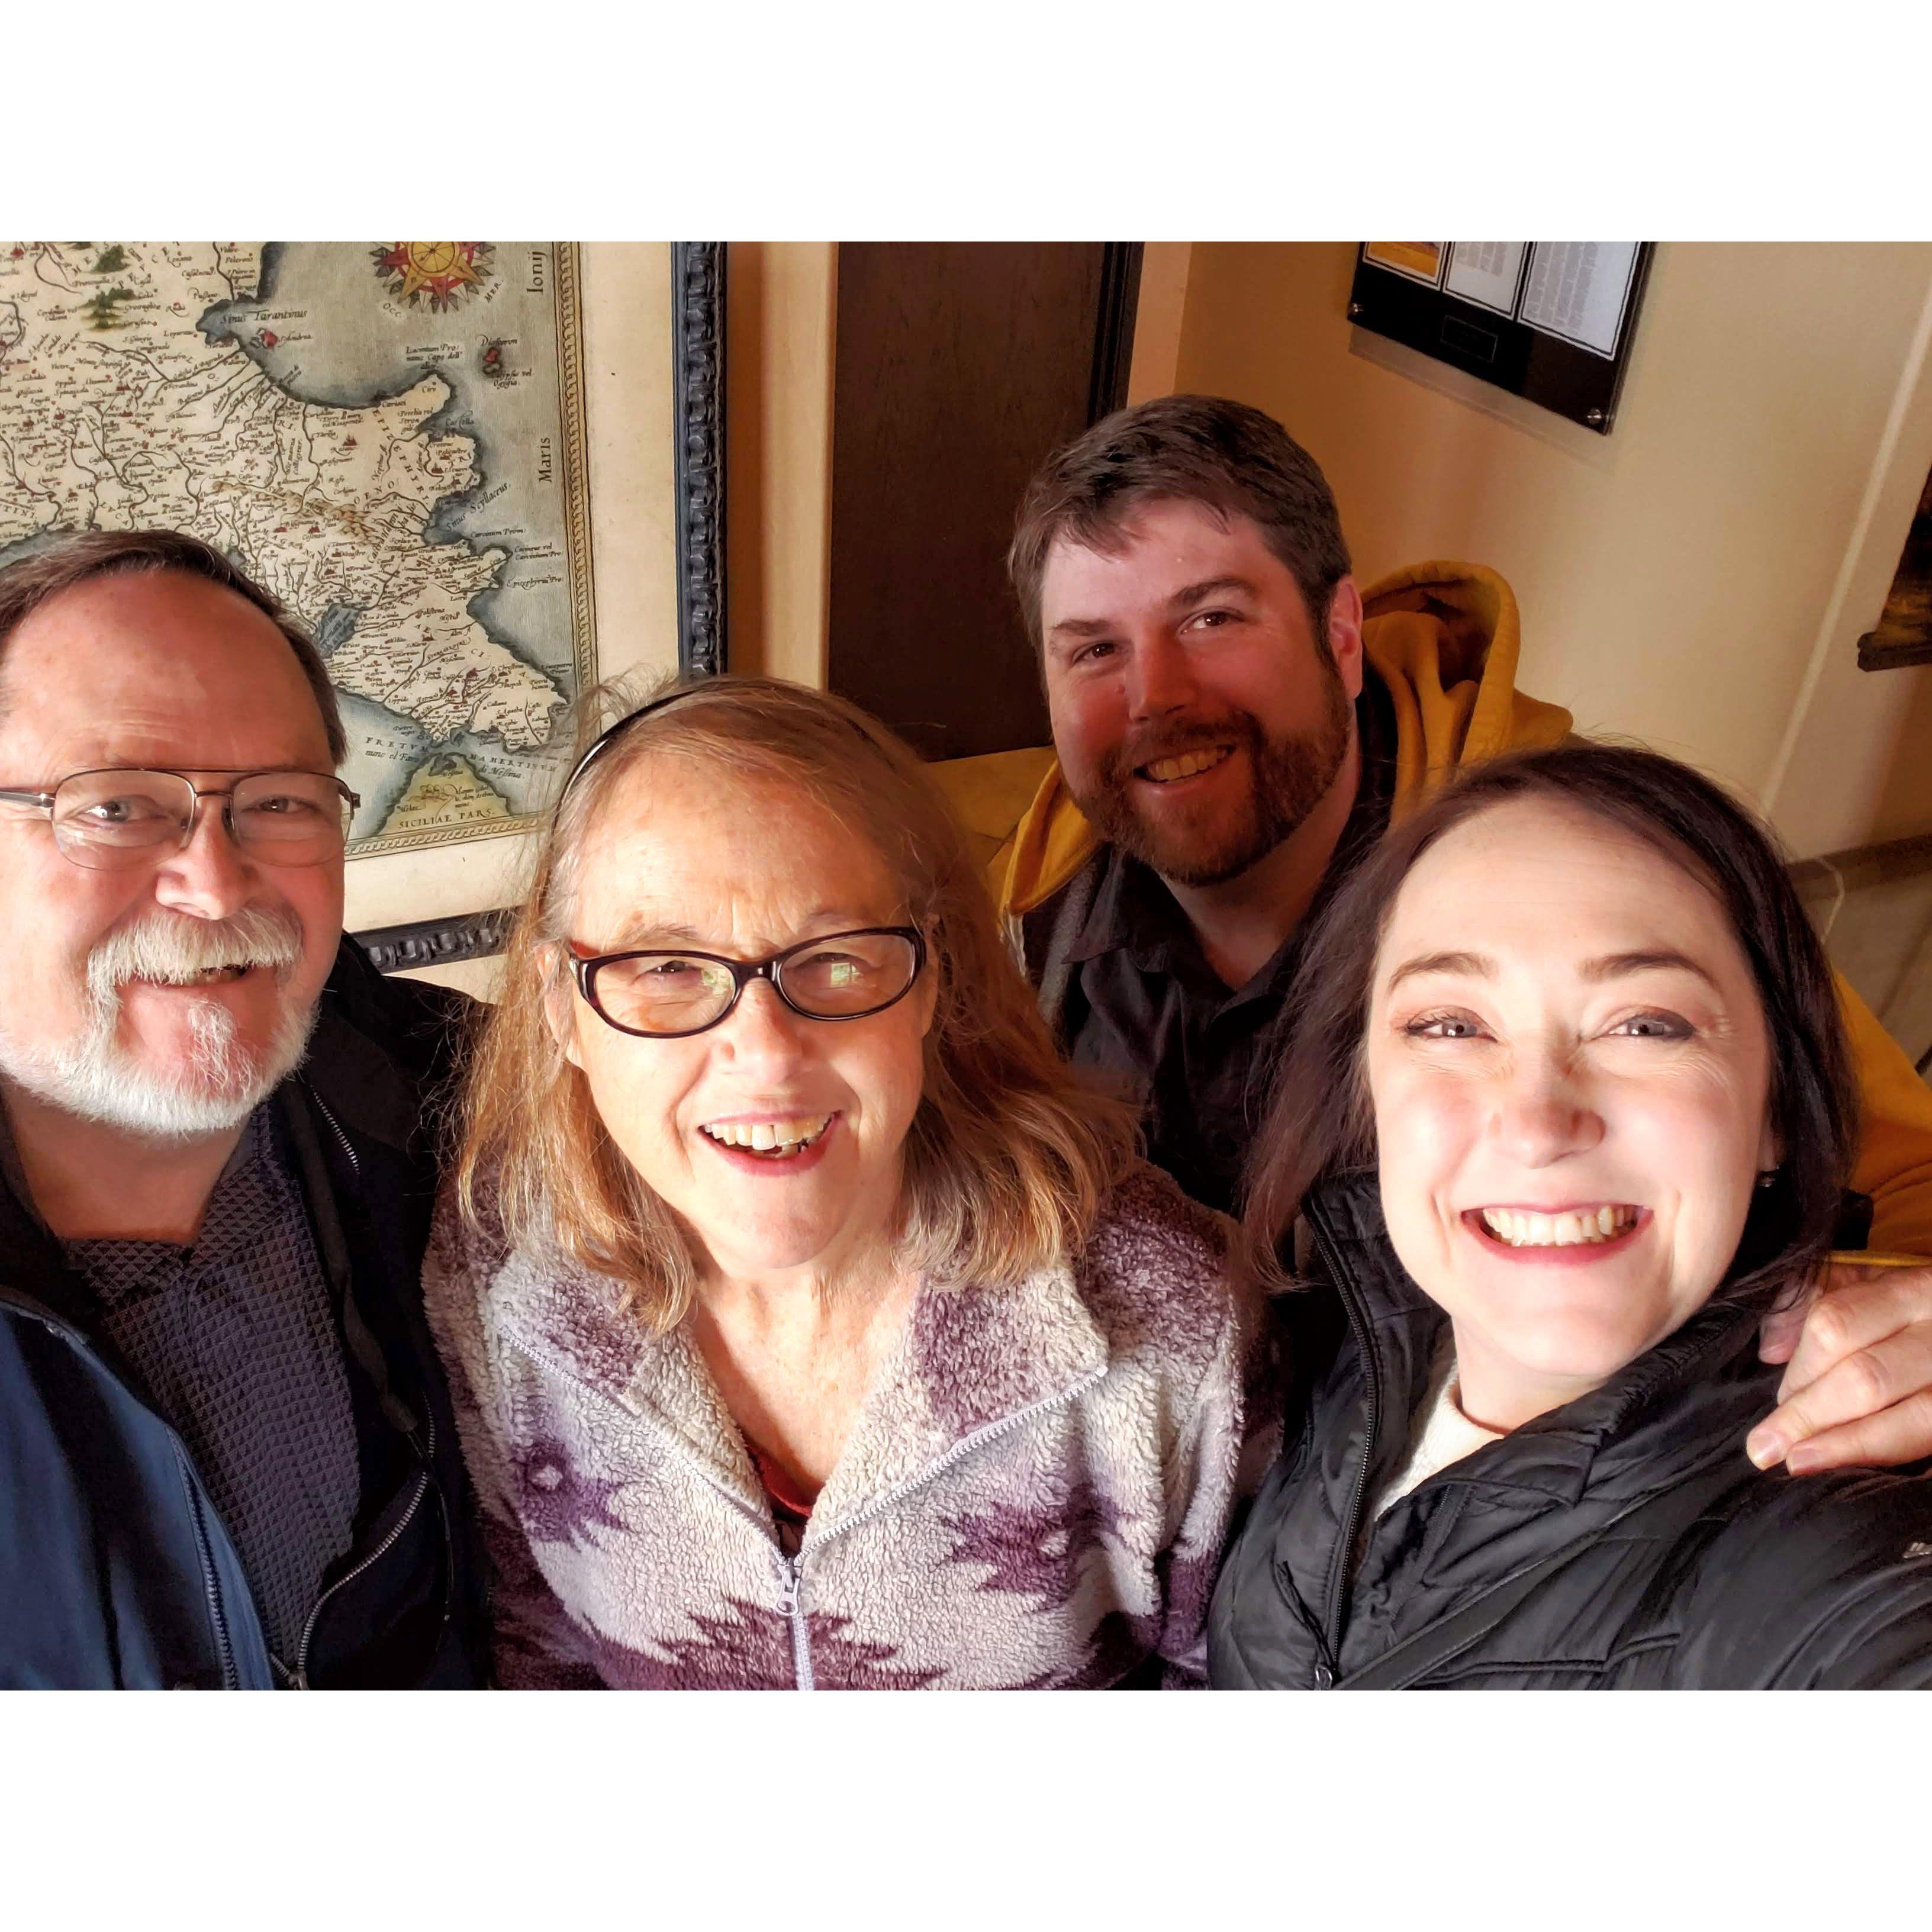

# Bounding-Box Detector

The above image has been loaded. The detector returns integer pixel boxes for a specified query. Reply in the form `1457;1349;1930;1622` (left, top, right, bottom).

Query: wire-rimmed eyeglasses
0;767;360;871
570;926;926;1039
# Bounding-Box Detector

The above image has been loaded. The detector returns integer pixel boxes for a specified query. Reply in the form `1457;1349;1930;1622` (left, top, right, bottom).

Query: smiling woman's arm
1672;1468;1932;1688
1152;1271;1255;1689
421;1182;606;1690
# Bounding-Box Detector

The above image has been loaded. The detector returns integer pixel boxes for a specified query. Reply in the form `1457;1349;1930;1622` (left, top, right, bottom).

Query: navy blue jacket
0;938;488;1689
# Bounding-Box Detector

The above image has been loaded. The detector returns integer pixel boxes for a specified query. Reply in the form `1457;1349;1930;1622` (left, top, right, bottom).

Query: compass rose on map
372;242;495;311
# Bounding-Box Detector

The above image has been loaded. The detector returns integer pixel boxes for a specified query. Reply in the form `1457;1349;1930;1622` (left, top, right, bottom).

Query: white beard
0;906;319;1140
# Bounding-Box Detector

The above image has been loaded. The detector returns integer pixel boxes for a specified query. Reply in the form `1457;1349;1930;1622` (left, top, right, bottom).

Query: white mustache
86;906;306;998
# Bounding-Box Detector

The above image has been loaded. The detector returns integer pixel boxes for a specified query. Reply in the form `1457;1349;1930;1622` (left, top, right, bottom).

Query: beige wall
1126;243;1193;405
725;242;836;686
1169;242;1932;859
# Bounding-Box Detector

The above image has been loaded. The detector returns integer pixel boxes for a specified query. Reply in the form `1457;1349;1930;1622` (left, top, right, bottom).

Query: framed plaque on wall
1350;242;1654;434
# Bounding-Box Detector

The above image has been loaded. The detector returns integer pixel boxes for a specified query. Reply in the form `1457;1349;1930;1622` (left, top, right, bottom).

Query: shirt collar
1067;846;1191;974
62;1105;289;1281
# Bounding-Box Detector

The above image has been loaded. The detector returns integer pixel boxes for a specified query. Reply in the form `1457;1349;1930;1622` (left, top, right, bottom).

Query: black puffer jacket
1209;1174;1932;1689
0;938;489;1689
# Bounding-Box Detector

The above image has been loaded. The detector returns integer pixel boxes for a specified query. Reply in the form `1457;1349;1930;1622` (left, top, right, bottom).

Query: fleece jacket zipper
778;1366;1107;1689
510;1325;1106;1689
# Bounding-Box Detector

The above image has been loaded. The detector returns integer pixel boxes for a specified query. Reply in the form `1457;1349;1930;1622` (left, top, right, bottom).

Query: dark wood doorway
825;243;1141;762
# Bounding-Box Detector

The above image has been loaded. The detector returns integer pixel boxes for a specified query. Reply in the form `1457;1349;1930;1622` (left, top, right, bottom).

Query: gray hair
0;529;349;766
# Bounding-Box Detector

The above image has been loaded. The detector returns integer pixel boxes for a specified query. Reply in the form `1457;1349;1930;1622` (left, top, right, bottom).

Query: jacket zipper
807;1368;1108;1554
776;1554;813;1690
289;1450;432;1689
175;1441;239;1689
777;1367;1108;1690
286;1087;436;1690
311;1089;360;1181
509;1325;1105;1690
1305;1210;1380;1687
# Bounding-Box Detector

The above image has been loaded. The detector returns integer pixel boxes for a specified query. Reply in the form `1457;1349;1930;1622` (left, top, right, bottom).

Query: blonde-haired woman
426;677;1244;1688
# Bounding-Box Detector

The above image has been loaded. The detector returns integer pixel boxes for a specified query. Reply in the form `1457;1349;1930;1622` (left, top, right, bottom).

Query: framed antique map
0;240;723;976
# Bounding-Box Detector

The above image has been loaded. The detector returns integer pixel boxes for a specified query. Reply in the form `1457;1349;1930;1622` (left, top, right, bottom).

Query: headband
555;679;888;812
555;685;709;807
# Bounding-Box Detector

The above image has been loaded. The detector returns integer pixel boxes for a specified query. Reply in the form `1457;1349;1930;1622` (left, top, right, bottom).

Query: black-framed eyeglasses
0;767;360;871
571;926;927;1039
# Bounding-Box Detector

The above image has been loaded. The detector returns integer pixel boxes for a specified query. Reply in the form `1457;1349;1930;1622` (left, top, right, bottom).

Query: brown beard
1071;659;1354;888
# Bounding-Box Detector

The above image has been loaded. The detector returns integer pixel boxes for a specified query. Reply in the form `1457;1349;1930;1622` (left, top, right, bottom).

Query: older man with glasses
0;529;486;1688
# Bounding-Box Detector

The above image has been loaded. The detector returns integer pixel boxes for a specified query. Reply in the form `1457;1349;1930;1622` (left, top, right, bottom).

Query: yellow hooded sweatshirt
930;560;1932;1260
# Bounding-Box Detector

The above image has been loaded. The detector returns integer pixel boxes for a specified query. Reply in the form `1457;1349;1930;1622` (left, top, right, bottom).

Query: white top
1370;1338;1506;1524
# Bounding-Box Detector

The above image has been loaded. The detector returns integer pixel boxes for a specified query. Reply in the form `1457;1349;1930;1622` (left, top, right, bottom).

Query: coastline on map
338;692;573;848
0;239;594;864
197;241;582;704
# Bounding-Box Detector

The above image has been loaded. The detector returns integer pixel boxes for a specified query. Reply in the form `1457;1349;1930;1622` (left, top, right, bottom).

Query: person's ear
1325;577;1366;703
542;945;585;1070
1756;1113;1781;1176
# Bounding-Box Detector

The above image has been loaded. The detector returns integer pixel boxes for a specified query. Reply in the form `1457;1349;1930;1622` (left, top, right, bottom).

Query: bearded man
971;397;1565;1215
932;393;1932;1476
0;530;485;1688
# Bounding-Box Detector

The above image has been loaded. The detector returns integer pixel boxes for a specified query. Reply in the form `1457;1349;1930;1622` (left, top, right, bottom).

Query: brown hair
1007;394;1353;651
0;529;348;765
456;674;1138;1328
1242;743;1859;1311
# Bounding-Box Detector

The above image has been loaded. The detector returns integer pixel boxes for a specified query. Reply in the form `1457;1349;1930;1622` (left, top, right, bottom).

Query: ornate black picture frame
674;242;727;677
358;243;727;976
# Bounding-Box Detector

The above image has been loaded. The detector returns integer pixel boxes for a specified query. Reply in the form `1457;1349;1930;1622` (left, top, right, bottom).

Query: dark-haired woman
1210;744;1932;1689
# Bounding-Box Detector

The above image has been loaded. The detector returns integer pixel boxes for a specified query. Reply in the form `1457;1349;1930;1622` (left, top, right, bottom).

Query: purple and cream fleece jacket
423;1163;1245;1689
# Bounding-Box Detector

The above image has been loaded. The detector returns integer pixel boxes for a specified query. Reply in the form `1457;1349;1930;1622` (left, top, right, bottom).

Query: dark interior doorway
825;243;1141;763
